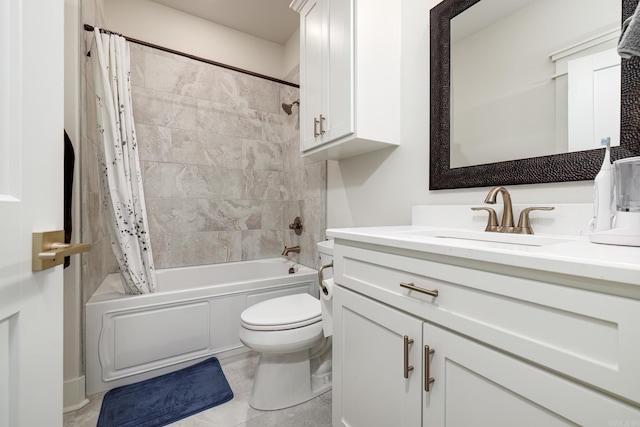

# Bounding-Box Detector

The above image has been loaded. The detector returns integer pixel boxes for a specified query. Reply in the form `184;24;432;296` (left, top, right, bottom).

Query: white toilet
239;240;334;410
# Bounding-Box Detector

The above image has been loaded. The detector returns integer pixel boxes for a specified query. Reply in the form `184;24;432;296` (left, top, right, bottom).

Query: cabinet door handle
319;114;326;135
313;117;320;137
400;282;439;298
403;335;414;378
424;345;435;392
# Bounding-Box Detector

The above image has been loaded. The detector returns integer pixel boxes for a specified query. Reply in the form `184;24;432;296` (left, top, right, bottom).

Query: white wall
283;27;301;84
103;0;295;80
326;0;594;228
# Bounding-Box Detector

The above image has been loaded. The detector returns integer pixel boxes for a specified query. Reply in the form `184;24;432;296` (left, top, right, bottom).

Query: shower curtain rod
83;24;299;88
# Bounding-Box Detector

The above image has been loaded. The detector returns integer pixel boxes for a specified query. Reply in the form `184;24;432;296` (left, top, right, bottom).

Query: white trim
62;375;89;413
550;28;621;62
289;0;308;13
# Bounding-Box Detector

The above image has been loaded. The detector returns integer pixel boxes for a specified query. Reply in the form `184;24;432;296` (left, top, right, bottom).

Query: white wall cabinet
291;0;401;160
332;241;640;426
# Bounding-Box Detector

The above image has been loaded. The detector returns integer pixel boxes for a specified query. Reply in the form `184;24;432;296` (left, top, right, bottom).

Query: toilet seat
241;293;321;331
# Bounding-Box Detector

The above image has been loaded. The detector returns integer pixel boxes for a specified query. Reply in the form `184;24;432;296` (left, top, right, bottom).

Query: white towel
618;2;640;58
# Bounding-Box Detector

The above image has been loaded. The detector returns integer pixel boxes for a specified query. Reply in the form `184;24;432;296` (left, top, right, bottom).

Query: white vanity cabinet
332;240;640;426
333;285;422;427
422;322;640;426
291;0;400;160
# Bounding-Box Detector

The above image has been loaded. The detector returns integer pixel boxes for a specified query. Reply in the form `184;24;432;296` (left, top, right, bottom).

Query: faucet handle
516;207;554;234
471;207;499;232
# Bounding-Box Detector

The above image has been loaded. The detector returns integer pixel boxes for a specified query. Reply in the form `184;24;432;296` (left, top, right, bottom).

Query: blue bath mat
97;357;234;427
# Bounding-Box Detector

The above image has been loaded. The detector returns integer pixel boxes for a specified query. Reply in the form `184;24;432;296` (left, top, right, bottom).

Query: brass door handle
39;242;91;259
403;335;414;378
400;282;439;298
424;345;435;392
33;231;91;271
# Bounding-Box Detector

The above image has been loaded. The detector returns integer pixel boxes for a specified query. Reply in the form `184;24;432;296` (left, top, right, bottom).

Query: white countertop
326;225;640;286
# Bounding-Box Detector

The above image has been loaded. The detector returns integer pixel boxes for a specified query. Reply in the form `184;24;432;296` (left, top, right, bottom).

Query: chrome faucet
282;245;301;256
483;186;515;232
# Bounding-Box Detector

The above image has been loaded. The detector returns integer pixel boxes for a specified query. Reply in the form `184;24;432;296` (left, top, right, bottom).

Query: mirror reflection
450;0;621;168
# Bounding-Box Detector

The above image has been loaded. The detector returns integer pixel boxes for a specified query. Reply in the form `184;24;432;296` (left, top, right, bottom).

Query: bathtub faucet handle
282;245;301;256
288;217;303;235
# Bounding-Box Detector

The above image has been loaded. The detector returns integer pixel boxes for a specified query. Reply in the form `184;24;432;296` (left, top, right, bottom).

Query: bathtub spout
282;245;300;256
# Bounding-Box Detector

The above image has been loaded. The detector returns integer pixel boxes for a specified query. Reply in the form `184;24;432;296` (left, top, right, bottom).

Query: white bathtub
85;258;318;395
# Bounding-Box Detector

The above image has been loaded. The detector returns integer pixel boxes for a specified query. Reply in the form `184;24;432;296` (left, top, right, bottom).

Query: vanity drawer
334;242;640;404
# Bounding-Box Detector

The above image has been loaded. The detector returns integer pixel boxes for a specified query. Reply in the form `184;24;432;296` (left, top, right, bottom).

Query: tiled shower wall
82;41;326;302
131;44;326;269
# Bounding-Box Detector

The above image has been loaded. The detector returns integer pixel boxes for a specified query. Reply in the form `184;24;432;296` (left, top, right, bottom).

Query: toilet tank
317;240;334;279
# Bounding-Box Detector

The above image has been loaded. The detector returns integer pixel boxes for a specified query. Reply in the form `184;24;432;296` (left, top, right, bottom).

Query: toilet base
249;344;332;410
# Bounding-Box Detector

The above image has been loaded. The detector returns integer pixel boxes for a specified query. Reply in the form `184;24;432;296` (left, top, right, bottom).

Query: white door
0;0;64;426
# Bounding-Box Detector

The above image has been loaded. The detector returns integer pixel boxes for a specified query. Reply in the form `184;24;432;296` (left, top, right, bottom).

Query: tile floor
63;351;332;427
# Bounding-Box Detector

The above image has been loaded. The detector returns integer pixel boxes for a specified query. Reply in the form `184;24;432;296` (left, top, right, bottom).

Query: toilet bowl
238;240;334;411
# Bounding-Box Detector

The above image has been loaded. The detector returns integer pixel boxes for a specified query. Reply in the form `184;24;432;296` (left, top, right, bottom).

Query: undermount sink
399;229;576;246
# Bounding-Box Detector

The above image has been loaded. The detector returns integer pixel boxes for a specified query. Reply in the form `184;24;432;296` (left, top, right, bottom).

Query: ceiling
150;0;300;45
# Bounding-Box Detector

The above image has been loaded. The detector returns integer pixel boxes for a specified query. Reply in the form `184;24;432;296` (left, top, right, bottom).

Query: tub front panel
86;260;317;395
111;302;211;370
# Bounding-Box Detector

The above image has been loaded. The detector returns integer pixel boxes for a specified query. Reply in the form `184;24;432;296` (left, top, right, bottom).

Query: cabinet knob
314;117;320;137
319;114;326;135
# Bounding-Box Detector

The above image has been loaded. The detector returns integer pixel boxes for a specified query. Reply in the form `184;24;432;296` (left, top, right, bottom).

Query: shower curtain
90;29;157;294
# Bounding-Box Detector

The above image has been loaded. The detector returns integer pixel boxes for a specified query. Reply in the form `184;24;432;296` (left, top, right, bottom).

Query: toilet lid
241;293;321;331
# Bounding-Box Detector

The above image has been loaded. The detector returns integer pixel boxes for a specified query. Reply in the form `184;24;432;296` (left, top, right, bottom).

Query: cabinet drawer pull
424;345;435;392
403;335;414;379
319;114;326;135
313;117;320;137
400;282;439;298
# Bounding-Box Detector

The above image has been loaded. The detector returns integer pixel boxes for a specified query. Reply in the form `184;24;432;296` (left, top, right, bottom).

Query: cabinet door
422;323;640;427
325;0;353;143
299;0;324;151
334;286;422;427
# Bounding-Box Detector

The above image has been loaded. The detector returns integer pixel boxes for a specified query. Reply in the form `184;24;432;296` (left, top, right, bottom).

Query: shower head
282;99;300;115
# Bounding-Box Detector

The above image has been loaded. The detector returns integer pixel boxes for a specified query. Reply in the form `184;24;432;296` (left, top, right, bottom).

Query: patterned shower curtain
90;29;157;294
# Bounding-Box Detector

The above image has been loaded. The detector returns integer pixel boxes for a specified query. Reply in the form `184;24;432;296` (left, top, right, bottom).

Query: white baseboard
63;375;89;413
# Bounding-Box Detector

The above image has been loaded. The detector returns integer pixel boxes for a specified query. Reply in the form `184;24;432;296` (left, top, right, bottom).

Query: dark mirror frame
430;0;640;190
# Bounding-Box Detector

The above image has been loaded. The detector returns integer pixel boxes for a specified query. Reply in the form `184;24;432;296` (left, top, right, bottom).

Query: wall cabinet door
324;0;352;144
333;286;422;427
293;0;400;159
298;0;325;152
298;0;353;153
423;322;640;427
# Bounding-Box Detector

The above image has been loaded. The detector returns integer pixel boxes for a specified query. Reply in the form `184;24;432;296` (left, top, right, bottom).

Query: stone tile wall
129;44;326;270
